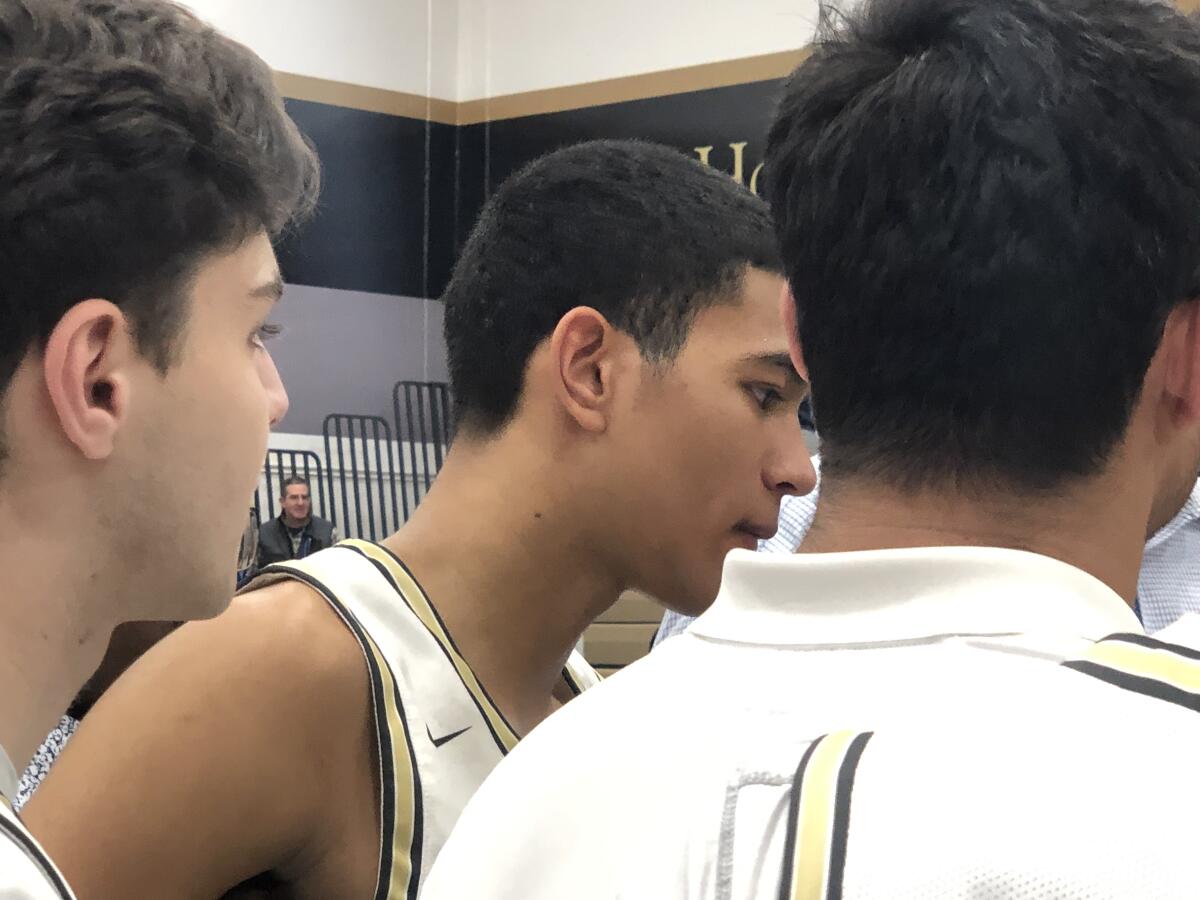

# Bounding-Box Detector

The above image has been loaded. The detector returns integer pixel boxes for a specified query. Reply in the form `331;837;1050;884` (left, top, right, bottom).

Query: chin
668;576;723;619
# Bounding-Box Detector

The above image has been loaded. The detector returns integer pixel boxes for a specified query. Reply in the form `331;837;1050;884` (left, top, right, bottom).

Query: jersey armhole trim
342;541;522;754
266;564;424;900
0;810;75;899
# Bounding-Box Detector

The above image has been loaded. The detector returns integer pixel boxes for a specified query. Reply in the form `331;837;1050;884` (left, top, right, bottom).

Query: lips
733;521;776;544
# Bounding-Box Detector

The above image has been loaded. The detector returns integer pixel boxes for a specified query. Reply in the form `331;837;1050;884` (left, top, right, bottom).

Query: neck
282;513;309;528
801;473;1149;605
0;509;111;774
382;434;620;734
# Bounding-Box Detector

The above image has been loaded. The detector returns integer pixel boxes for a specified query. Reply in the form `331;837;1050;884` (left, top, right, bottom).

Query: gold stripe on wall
273;71;459;124
454;49;810;125
275;49;809;126
277;0;1199;126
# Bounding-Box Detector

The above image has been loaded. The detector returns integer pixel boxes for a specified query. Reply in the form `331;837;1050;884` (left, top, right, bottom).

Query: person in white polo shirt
419;0;1200;897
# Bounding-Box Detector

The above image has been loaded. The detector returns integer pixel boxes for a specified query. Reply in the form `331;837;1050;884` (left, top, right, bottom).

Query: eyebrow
250;275;284;302
743;351;807;385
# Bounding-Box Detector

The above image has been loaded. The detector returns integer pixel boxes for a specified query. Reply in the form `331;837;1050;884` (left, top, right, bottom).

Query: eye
748;384;785;412
251;322;283;348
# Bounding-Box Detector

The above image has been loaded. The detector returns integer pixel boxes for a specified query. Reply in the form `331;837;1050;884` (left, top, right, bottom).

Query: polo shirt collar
691;546;1140;647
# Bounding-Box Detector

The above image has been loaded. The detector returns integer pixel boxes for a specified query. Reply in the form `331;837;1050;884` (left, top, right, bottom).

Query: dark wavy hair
0;0;320;448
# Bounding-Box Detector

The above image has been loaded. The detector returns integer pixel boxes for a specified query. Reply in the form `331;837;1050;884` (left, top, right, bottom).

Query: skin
280;484;312;528
0;231;288;772
70;621;183;718
24;265;817;899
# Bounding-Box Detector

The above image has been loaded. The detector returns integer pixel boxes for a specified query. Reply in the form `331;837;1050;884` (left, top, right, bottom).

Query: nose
763;424;817;498
258;349;290;427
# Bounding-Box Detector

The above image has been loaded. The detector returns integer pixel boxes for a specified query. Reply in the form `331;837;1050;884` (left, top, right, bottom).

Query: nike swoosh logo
427;724;472;748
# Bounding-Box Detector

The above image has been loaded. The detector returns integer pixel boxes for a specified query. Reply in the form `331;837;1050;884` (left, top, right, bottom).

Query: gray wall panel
271;284;448;435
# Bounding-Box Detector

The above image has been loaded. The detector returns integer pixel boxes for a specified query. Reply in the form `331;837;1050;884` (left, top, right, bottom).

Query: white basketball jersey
0;800;75;898
248;539;600;898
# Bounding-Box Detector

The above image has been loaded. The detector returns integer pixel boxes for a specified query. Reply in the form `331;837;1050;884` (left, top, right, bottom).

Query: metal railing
393;380;453;513
322;413;402;541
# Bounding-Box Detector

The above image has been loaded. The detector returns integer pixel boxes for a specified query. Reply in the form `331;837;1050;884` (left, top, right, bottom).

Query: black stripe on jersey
1094;631;1200;662
827;732;873;900
1063;659;1200;715
345;544;516;754
277;567;424;900
778;736;824;900
0;813;73;898
368;544;523;739
562;666;584;698
393;677;424;900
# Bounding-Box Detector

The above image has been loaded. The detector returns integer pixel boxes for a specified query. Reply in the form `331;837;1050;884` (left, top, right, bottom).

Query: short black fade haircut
766;0;1200;492
443;139;782;434
0;0;319;454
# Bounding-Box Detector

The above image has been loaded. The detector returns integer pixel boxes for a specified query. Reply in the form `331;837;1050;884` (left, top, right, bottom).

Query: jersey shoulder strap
0;801;75;899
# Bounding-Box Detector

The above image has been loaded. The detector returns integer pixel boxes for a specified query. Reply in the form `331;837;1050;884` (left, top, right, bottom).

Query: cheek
689;410;762;479
193;358;272;476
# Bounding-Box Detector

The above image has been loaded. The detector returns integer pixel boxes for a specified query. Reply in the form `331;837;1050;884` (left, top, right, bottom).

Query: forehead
284;485;309;497
191;231;279;308
677;267;789;362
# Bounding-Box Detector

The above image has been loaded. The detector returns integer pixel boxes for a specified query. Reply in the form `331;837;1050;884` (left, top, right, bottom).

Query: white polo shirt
421;547;1200;900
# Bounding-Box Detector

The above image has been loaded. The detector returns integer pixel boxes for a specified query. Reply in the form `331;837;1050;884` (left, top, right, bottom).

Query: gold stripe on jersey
780;731;874;900
1063;632;1200;714
264;563;422;900
343;540;521;752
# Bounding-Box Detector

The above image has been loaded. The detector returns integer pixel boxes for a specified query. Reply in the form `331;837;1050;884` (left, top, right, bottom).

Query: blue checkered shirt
654;476;1200;644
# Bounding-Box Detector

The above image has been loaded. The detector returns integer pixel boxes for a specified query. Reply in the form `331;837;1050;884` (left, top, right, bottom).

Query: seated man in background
26;140;815;899
0;0;314;896
256;476;338;569
418;1;1200;898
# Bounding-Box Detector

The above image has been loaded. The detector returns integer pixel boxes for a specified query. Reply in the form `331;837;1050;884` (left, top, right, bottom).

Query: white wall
181;0;827;102
179;0;458;97
455;0;822;101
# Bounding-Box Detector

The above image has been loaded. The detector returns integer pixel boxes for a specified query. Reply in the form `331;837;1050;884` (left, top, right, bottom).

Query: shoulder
257;517;284;538
22;576;373;888
208;575;369;706
55;574;368;789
